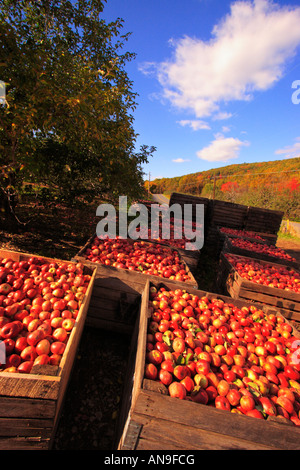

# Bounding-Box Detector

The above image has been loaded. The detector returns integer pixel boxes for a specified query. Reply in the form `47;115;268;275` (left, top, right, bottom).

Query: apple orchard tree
0;0;155;226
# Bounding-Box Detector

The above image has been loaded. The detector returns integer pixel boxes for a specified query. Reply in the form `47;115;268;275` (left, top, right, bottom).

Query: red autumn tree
221;181;239;193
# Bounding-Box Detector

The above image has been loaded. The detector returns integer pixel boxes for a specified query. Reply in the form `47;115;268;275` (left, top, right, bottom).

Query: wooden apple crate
73;234;198;287
0;248;96;450
217;252;300;323
134;223;201;273
141;238;200;274
217;226;276;245
85;269;142;334
73;235;198;332
223;236;299;270
168;192;284;236
169;192;210;224
116;279;300;450
168;194;282;254
210;202;283;238
210;199;248;229
245;206;284;237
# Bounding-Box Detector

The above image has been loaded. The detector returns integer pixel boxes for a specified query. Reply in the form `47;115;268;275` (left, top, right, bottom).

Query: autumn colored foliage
150;158;300;220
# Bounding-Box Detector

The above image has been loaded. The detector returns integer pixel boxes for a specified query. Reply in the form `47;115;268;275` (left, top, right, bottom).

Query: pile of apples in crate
145;285;300;425
137;226;186;250
225;254;300;293
0;255;92;373
228;237;297;263
220;227;266;241
136;217;200;251
84;236;192;282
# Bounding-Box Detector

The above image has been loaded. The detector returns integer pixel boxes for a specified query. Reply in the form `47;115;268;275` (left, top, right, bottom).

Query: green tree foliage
0;0;155;224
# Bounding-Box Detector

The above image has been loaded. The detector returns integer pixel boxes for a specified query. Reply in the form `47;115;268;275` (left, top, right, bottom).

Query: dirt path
276;237;300;265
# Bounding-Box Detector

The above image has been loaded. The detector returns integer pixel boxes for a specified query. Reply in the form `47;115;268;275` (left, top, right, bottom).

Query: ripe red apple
227;388;242;407
215;395;231;411
34;354;50;365
284;365;300;381
240;395;256;412
246;409;264;419
172;337;185;353
168;381;187;400
147;349;164;366
49;354;61;365
36;339;51;356
191;387;208;404
50;341;66;355
161;359;174;373
276;396;294;415
217;380;230;397
20;345;37;362
173;365;188;380
6;354;21;368
27;329;45;347
37;321;52;337
259;397;277;416
206;385;218;401
195;359;210;375
15;336;28;354
27;319;42;332
180;375;195;393
1;322;20;339
224;370;236;383
52;327;68;343
17;360;34;373
159;369;173;386
62;318;75;331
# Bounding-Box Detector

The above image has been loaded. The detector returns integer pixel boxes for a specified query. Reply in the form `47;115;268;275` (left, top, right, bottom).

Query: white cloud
177;119;211;130
138;61;157;77
196;134;249;162
212;112;233;121
147;0;300;119
172;158;191;163
275;137;300;159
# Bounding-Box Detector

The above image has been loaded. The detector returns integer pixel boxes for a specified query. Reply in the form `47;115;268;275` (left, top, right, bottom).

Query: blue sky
102;0;300;181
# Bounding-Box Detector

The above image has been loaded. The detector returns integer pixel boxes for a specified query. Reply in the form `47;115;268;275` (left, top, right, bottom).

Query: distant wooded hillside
148;158;300;220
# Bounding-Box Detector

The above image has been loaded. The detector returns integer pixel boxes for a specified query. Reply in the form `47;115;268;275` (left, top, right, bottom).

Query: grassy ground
277;230;300;265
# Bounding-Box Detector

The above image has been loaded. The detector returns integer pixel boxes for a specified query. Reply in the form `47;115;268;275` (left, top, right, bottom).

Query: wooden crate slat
85;315;133;335
131;411;278;451
0;396;56;419
0;417;53;438
91;284;139;304
234;286;300;313
0;374;60;399
0;437;50;450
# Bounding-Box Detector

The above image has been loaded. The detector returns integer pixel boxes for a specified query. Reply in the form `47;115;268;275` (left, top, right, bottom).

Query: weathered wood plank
0;396;56;419
0;374;60;400
0;417;53;438
0;436;50;450
133;390;300;450
131;414;277;450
